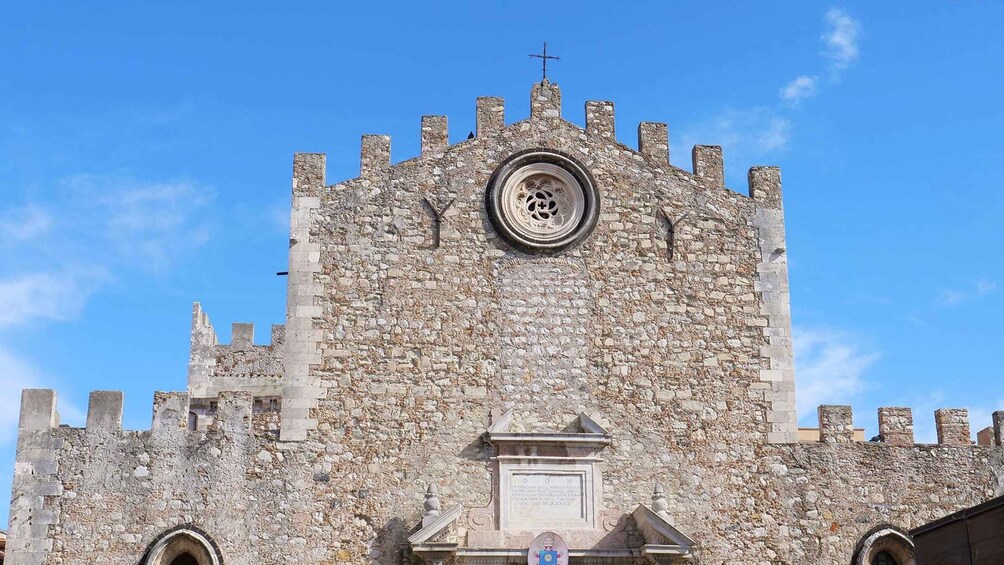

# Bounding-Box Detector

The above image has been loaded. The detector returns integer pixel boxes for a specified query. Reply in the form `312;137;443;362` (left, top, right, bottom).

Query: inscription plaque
509;473;584;523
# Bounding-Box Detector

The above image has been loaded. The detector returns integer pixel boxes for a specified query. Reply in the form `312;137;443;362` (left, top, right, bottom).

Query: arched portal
144;527;221;565
853;526;916;565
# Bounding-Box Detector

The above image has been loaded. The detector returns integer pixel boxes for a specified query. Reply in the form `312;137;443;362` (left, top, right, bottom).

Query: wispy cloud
64;174;214;271
678;108;792;180
823;8;862;74
0;346;42;444
779;75;819;104
794;326;880;422
0;346;84;445
0;205;52;242
939;278;998;306
779;8;862;104
680;8;862;181
0;269;109;329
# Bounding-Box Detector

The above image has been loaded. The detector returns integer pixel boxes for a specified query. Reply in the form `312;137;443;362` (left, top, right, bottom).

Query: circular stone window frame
485;149;600;253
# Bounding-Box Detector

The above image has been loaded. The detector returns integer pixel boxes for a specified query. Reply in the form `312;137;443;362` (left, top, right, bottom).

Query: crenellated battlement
17;388;275;437
190;302;284;349
188;302;285;399
807;404;1000;447
342;81;768;196
9;78;1004;565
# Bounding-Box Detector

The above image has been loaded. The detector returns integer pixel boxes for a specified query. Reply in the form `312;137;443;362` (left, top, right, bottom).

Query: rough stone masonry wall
9;83;1004;565
7;390;327;565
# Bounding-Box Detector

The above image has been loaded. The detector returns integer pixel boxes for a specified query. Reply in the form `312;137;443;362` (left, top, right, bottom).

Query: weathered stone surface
878;407;914;446
7;82;1003;565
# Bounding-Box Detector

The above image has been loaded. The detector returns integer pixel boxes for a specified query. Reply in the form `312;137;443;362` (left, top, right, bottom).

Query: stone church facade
6;81;1004;564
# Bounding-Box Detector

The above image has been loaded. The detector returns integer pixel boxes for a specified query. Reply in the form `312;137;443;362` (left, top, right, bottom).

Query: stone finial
977;426;994;446
818;405;854;443
421;115;448;156
232;322;254;347
877;407;914;446
638;122;669;164
935;408;971;446
693;145;724;189
585;101;615;140
423;484;442;527
748;166;782;207
992;411;1004;446
651;483;670;517
361;135;391;177
86;390;124;431
530;80;561;119
19;389;59;430
476;96;504;137
293;152;326;197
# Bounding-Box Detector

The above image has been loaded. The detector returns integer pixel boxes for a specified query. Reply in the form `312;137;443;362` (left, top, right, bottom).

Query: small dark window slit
659;209;690;262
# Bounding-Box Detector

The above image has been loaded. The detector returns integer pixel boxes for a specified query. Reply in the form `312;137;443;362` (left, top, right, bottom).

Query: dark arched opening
853;525;915;565
171;554;199;565
142;525;222;565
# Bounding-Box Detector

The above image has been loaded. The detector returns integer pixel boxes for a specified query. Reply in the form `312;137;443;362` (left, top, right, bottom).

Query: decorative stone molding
486;150;599;253
143;527;222;565
485;410;611;531
853;526;916;565
632;504;695;563
424;484;443;526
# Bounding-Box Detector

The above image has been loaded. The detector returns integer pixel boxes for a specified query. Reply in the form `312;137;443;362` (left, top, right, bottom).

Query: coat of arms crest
528;532;568;565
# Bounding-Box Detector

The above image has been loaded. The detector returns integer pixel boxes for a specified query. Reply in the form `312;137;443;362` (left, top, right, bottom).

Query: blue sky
2;1;1003;524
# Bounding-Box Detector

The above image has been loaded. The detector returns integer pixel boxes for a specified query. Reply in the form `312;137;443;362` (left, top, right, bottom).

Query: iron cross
529;42;560;82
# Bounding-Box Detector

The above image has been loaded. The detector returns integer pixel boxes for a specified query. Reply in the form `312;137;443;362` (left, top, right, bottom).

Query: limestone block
476;96;504;137
86;390;123;431
818;405;854;443
638;122;669;164
19;389;58;430
421;115;448;156
877;407;913;446
692;145;724;189
935;408;970;446
530;80;561;119
232;322;254;346
585;101;615;139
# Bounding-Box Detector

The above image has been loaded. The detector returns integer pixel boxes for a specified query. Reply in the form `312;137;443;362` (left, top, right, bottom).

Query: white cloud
939;278;998;306
778;8;861;103
0;346;85;445
0;346;41;445
794;326;880;422
679;108;791;168
0;269;109;329
0;205;52;242
64;175;214;271
977;279;998;294
779;75;819;103
757;117;792;152
823;8;862;74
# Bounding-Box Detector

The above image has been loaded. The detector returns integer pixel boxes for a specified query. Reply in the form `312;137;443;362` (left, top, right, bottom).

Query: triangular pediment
484;409;611;449
632;504;695;561
408;504;461;547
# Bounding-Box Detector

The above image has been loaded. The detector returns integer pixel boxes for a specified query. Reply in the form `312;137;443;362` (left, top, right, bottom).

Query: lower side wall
7;392;1004;564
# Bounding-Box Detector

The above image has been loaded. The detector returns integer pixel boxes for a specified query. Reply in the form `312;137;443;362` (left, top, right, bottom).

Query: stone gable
6;82;1002;565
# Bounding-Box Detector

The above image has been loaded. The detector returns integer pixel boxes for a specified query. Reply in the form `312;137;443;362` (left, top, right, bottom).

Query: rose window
486;151;599;252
